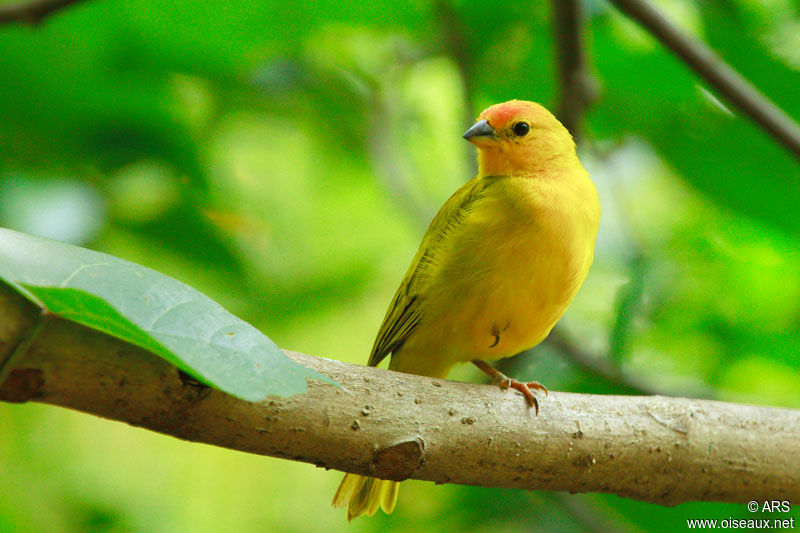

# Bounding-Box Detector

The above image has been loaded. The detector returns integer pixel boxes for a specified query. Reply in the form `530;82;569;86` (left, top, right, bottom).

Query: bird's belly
473;256;586;359
435;213;594;362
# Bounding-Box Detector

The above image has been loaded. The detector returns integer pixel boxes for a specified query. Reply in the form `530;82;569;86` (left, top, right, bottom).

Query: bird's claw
472;360;548;415
503;378;548;415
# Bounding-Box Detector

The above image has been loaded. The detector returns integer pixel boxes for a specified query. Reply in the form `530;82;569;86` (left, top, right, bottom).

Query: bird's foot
471;360;548;415
500;378;548;415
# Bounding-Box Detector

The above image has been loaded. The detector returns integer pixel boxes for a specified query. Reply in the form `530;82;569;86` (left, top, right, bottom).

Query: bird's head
463;100;577;177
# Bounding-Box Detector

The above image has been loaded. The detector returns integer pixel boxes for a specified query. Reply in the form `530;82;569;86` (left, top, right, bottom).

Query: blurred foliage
1;0;799;531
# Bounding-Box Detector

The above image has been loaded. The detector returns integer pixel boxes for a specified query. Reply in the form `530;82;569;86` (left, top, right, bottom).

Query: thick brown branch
609;0;800;162
0;0;88;25
0;283;798;505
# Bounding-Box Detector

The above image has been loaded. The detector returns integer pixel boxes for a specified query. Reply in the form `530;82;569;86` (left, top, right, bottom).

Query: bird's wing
367;175;495;367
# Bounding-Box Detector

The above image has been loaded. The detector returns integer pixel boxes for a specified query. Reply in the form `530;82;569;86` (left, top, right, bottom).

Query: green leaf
0;228;336;401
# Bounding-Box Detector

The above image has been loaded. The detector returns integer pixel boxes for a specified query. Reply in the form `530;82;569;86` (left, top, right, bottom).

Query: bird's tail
332;473;399;521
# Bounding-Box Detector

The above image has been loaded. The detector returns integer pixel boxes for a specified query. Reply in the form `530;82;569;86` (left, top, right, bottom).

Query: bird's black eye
512;121;530;137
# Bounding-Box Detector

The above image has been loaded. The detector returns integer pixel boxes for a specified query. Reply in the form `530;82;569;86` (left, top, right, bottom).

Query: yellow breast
421;173;600;363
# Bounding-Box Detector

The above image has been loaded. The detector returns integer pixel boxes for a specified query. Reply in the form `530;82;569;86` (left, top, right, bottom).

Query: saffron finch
332;100;601;520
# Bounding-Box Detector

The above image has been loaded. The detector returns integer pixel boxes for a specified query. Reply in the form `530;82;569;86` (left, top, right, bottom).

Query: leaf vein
60;262;109;288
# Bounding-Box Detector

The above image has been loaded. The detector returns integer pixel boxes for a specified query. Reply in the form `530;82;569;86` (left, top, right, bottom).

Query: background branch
609;0;800;162
0;0;87;25
1;283;797;505
545;326;716;399
434;0;476;130
552;0;598;140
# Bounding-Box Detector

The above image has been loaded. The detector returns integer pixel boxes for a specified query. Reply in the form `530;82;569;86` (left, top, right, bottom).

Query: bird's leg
471;360;548;415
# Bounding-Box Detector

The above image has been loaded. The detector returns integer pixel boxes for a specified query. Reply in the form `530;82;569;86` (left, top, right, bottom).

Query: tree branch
552;0;598;140
0;0;88;25
545;327;662;397
545;327;717;399
434;0;476;130
0;282;797;505
608;0;800;162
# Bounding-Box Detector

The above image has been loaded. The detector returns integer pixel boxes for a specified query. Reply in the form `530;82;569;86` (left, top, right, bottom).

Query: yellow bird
332;100;601;520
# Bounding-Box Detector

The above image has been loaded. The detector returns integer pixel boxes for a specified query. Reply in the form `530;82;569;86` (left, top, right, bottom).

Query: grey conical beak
462;119;496;140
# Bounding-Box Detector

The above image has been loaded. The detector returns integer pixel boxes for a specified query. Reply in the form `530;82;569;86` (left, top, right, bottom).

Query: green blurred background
1;0;799;531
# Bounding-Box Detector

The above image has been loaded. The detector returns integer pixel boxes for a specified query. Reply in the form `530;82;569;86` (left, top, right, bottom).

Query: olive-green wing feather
367;176;495;367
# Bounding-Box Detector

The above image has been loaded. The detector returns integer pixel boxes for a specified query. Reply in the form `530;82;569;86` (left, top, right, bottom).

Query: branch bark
1;282;798;505
0;0;88;25
609;0;800;162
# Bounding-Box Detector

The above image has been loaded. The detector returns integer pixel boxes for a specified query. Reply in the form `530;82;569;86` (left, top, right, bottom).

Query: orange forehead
478;100;550;129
